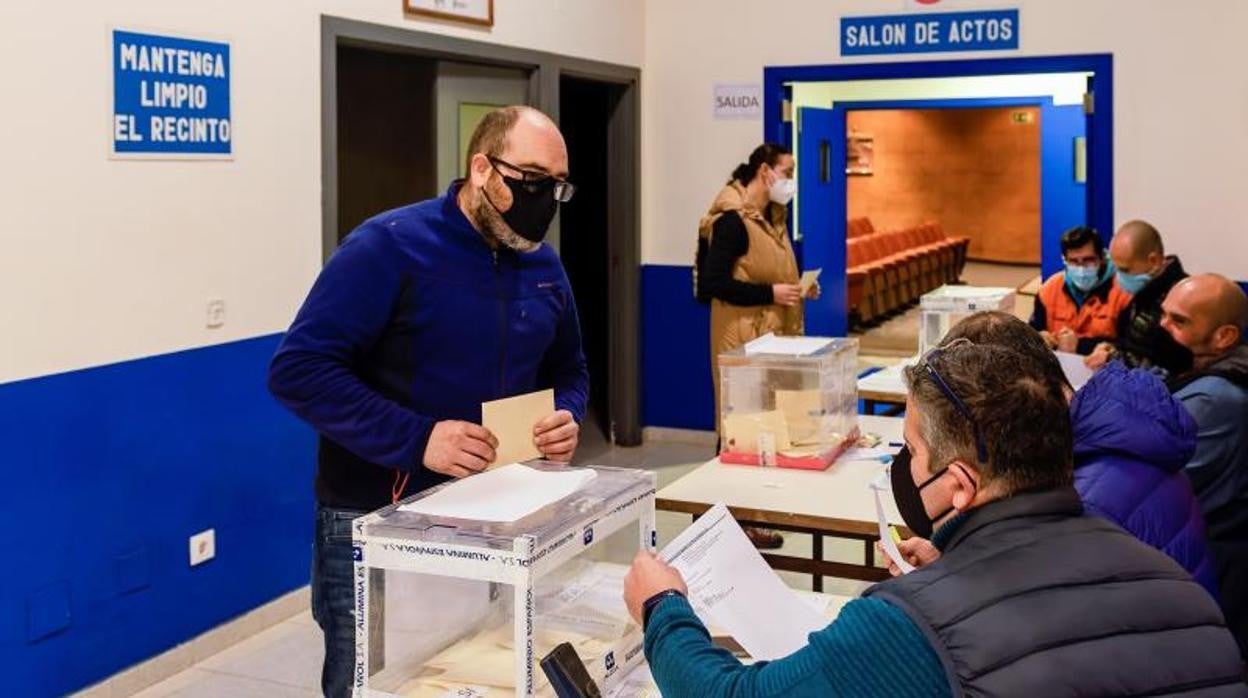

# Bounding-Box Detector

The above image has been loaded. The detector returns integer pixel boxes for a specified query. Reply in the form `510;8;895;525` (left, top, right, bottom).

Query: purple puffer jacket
1070;361;1220;598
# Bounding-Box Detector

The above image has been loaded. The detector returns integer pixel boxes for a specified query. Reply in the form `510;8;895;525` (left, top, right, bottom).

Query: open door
796;106;848;337
1040;98;1089;278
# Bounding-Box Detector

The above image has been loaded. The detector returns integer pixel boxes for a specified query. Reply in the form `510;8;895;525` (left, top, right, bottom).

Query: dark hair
464;106;525;175
1059;226;1104;259
904;342;1073;493
731;143;792;185
942;311;1071;392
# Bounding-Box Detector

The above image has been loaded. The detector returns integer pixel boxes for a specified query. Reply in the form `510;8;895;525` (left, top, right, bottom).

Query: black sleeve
702;214;775;307
1028;295;1048;331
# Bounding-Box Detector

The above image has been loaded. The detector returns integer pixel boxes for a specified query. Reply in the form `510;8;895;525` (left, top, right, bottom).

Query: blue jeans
312;506;365;698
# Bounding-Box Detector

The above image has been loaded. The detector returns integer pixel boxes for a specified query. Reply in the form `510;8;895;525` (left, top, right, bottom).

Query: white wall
0;0;643;384
641;0;1248;281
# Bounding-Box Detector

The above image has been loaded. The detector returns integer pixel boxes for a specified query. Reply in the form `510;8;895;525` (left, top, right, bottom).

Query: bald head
1161;274;1248;368
1109;220;1166;275
1177;274;1248;331
463;105;566;177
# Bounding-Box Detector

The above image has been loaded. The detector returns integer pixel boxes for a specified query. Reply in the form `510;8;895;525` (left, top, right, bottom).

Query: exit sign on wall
841;9;1019;56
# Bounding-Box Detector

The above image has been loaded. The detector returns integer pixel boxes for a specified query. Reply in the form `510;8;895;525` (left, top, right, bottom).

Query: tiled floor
115;430;876;696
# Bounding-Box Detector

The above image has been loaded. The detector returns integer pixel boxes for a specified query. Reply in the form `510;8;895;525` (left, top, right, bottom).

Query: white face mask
768;176;796;206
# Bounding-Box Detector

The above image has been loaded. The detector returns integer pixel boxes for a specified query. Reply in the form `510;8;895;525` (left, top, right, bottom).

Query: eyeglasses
919;347;989;463
487;156;576;203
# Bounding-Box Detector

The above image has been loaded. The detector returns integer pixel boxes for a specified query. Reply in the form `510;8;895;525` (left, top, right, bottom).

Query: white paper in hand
660;503;826;660
398;463;596;523
869;469;914;574
1055;350;1095;390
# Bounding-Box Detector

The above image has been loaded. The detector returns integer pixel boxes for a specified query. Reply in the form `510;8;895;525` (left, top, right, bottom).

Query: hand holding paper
655;503;826;659
534;409;579;462
482;389;555;467
799;268;822;299
623;552;689;624
423;420;499;479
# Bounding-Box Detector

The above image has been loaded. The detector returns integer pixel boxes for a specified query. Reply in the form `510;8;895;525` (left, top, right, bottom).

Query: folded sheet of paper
799;268;822;295
721;410;791;458
482;389;554;467
869;469;914;574
744;333;833;356
660;503;826;660
1055;350;1095;390
398;463;596;523
775;389;823;445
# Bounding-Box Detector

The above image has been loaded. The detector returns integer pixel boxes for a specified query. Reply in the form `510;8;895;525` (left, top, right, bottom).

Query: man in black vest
625;342;1246;696
1163;274;1248;660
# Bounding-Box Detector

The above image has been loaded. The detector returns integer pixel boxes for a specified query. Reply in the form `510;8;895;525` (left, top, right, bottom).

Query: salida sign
713;84;762;120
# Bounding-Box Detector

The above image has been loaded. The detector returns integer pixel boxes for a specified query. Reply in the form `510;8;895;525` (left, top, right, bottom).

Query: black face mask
890;445;955;538
484;172;559;244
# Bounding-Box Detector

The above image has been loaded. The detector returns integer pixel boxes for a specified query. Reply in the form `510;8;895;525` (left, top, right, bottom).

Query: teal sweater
644;595;949;697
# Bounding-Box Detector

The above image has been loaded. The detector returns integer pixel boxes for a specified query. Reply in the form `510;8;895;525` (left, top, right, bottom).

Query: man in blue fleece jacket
624;342;1245;697
268;106;589;698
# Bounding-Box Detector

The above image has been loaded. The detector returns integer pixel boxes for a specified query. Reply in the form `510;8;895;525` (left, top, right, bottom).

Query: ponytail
731;142;792;185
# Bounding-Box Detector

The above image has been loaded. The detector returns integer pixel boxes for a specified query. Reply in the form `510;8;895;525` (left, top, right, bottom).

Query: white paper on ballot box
659;503;827;660
743;332;833;356
398;463;597;523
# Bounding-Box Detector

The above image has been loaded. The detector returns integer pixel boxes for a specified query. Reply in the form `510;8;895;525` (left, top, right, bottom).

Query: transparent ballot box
919;285;1017;356
718;335;859;470
351;464;656;698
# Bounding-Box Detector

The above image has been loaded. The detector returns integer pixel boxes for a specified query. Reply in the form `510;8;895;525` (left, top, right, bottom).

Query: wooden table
657;415;907;590
858;363;908;415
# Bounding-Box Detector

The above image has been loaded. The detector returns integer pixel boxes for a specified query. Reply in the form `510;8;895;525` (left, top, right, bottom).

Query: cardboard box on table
918;285;1017;356
718;336;859;470
351;463;657;697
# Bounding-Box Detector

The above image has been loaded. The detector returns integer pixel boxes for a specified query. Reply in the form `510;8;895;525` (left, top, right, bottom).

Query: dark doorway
559;76;621;442
336;45;437;241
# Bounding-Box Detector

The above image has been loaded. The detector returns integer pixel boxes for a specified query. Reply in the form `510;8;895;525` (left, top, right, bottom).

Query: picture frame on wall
847;133;874;176
404;0;494;27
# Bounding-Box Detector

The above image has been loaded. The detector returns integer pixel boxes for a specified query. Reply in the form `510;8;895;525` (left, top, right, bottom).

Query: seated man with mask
1029;225;1131;355
1086;219;1191;374
623;342;1245;697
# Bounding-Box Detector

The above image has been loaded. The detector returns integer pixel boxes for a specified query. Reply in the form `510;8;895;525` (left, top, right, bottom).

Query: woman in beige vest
696;143;816;547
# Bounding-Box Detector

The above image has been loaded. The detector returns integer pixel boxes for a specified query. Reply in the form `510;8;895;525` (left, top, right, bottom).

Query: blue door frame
764;54;1114;280
811;96;1086;285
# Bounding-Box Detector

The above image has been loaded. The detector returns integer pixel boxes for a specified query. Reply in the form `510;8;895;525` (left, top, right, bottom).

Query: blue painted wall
641;265;714;431
0;335;316;697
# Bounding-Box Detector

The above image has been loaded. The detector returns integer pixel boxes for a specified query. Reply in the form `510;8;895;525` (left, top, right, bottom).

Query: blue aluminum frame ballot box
112;30;232;157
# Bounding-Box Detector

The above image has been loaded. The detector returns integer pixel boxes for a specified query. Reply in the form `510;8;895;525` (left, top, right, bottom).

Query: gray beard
472;196;540;254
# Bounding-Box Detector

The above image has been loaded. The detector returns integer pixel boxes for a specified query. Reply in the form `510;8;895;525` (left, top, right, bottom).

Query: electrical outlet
189;529;216;566
206;299;226;329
